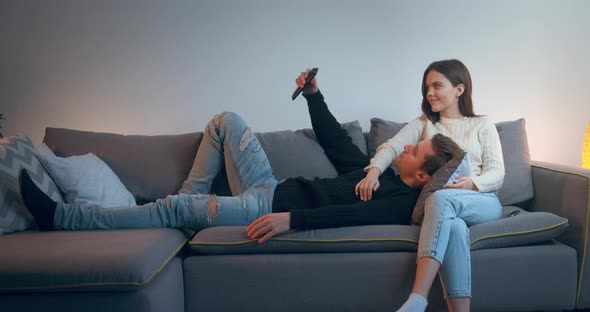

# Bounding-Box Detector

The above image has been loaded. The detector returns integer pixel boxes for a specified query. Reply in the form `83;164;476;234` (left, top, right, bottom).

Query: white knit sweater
366;116;505;193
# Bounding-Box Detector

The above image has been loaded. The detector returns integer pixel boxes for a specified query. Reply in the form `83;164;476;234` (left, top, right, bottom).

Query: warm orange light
584;122;590;169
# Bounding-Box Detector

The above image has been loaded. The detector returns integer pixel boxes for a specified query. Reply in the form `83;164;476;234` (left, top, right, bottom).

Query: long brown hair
421;59;477;123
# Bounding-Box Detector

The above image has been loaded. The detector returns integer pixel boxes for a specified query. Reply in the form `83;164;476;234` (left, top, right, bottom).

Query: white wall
1;0;588;166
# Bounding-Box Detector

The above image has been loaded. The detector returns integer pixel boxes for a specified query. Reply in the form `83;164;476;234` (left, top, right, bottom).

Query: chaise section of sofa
0;229;187;312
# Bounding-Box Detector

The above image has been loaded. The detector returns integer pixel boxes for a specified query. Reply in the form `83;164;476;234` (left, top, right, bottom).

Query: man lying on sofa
19;70;463;243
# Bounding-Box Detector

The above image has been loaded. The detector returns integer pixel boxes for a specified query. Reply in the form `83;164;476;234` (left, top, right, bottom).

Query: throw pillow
495;118;533;205
255;120;367;181
298;120;368;156
36;144;136;208
367;118;406;157
0;134;64;234
447;153;472;184
411;153;466;225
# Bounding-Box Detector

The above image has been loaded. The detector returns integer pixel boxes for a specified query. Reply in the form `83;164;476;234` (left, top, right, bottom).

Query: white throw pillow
36;144;136;208
446;153;472;184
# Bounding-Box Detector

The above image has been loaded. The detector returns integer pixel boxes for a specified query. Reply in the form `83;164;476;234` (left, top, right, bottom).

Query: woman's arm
355;118;424;200
470;119;505;192
364;117;425;174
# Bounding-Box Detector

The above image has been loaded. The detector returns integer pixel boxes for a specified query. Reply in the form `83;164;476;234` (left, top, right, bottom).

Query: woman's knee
448;218;469;239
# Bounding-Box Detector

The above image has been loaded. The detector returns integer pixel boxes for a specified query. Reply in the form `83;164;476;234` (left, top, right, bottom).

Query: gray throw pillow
495;119;533;205
256;121;367;181
411;154;466;225
298;120;368;156
470;206;568;250
367;117;535;206
0;134;64;234
367;118;406;157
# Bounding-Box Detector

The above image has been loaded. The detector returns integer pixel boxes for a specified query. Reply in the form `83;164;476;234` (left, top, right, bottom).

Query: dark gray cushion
367;118;406;157
470;206;568;250
43;128;202;204
298;120;367;156
495;118;534;205
367;118;535;206
0;134;64;235
190;225;420;255
0;229;187;292
255;121;367;180
189;209;568;255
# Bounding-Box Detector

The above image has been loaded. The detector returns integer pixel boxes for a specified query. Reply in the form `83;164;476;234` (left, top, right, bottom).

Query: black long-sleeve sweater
271;91;420;230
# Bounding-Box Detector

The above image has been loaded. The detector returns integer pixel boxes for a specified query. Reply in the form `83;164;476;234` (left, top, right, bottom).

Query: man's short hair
421;134;464;176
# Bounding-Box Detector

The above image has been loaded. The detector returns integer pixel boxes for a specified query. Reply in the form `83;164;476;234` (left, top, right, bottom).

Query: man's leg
53;182;277;231
179;111;276;196
21;112;279;231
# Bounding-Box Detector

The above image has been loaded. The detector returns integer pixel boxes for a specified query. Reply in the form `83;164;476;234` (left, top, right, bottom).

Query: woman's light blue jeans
54;112;278;231
418;189;502;298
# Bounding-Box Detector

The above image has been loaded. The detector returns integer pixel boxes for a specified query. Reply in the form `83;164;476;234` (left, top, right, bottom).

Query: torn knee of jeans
207;195;219;223
239;127;256;152
214;113;222;127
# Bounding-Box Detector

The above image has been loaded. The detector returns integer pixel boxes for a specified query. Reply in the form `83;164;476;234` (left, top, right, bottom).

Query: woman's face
425;70;463;116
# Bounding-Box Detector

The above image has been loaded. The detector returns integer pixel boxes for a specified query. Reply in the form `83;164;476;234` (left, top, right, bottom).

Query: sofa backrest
44;118;533;207
43;120;367;203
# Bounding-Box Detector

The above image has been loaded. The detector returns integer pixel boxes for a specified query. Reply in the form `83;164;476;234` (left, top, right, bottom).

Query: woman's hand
443;176;479;191
246;212;291;244
355;168;381;201
295;69;319;95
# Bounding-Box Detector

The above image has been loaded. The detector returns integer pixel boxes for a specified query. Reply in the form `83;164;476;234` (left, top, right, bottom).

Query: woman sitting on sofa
357;59;505;312
19;70;462;243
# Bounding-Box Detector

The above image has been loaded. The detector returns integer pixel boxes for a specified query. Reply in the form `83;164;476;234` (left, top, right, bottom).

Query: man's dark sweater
271;91;420;230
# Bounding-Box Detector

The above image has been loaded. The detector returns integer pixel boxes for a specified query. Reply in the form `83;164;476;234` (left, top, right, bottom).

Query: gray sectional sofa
0;118;589;312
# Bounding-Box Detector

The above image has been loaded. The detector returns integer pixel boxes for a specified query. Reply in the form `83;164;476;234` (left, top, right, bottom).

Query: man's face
394;139;435;180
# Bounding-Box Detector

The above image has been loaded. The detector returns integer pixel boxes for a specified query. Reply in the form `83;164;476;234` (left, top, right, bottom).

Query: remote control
292;68;319;100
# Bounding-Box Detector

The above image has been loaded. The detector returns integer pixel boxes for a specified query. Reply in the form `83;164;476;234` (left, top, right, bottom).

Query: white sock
396;293;428;312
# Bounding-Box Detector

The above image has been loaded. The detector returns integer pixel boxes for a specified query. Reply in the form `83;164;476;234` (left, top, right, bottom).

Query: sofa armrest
530;160;590;308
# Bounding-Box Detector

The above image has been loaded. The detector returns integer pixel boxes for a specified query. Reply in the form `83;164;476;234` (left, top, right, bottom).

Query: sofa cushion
43;128;202;204
189;208;567;255
0;229;187;293
36;144;136;208
190;225;420;255
0;134;64;235
470;206;568;250
255;120;367;181
367;117;534;206
367;118;406;158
